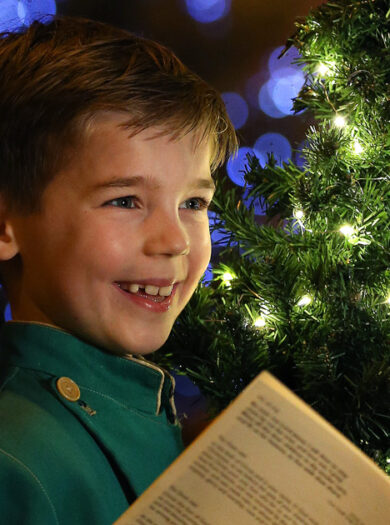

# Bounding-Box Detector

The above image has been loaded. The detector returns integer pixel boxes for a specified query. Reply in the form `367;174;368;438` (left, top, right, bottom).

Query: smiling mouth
114;282;177;303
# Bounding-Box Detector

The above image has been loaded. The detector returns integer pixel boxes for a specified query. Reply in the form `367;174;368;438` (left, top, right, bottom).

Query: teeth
117;282;174;296
159;285;174;296
144;285;159;296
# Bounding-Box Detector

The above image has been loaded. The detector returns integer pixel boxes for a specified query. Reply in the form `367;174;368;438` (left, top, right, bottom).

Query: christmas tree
159;0;390;474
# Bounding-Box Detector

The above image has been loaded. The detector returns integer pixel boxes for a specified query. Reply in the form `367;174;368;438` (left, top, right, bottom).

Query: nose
143;209;190;257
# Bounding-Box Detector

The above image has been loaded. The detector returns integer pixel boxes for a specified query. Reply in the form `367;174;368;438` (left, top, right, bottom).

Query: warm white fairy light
222;271;233;282
297;295;312;307
294;209;305;220
334;114;347;128
316;63;330;76
254;317;266;328
222;272;234;286
316;61;336;77
385;294;390;305
352;139;363;155
222;271;236;289
339;224;355;238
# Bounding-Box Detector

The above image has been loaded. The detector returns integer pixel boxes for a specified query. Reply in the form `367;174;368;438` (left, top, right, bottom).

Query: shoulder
0;366;126;524
0;364;109;475
0;365;87;456
0;368;69;524
0;447;60;525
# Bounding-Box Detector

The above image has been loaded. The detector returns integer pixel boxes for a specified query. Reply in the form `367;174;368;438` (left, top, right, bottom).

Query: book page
114;372;390;525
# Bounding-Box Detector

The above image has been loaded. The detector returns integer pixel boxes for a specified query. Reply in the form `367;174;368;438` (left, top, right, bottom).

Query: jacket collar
0;321;176;418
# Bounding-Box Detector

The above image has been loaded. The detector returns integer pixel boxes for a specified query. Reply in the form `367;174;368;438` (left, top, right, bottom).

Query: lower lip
114;283;179;313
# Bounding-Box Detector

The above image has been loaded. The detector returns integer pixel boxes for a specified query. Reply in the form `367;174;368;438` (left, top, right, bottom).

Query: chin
107;331;171;357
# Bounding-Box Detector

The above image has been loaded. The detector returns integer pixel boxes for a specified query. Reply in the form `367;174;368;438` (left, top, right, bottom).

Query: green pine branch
156;0;390;474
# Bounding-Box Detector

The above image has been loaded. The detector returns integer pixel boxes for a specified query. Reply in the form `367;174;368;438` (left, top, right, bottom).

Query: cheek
47;219;128;282
189;221;212;276
78;214;135;256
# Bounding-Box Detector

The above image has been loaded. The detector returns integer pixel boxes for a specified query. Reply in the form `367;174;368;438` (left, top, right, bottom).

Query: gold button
56;377;81;402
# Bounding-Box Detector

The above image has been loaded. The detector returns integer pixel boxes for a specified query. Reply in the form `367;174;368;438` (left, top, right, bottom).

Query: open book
114;371;390;525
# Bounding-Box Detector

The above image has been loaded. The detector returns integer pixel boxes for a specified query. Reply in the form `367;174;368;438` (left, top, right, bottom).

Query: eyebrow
90;175;216;192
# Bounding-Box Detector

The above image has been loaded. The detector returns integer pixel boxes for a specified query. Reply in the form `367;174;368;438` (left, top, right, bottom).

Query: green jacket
0;321;184;524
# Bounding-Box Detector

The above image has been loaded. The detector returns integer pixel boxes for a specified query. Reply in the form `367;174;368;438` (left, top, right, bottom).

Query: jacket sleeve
0;447;59;525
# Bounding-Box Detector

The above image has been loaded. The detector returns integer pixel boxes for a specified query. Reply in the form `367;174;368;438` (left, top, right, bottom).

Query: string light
352;139;363;155
339;224;355;238
297;295;312;307
334;114;347;128
293;208;306;232
316;61;336;77
253;317;266;328
294;209;304;220
222;272;234;286
316;63;330;76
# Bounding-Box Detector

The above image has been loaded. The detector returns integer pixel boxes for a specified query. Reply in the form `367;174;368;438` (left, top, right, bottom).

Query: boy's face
7;114;214;355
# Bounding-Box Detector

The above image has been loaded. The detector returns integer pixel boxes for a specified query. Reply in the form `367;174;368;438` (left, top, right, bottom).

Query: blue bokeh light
22;0;57;25
0;0;56;32
259;45;305;118
201;263;214;285
259;70;305;117
0;0;21;32
185;0;231;23
208;211;231;246
270;70;305;115
226;147;258;187
221;92;249;130
268;45;301;76
173;373;201;396
258;79;286;119
253;132;292;168
270;65;299;81
242;188;266;216
4;303;12;321
295;140;308;169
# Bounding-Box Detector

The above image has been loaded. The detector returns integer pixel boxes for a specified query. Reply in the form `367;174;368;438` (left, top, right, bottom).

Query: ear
0;197;20;261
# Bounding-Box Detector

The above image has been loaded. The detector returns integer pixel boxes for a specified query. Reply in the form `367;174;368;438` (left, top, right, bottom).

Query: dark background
57;0;324;152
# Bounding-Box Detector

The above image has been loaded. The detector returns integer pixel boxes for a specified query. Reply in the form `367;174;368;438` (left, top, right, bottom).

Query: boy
0;16;237;524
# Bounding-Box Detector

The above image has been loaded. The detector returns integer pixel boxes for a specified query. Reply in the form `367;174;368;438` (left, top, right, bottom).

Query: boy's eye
103;196;210;211
104;196;136;209
180;197;210;211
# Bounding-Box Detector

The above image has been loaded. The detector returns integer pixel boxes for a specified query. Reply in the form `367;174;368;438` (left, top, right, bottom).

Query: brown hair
0;16;237;215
